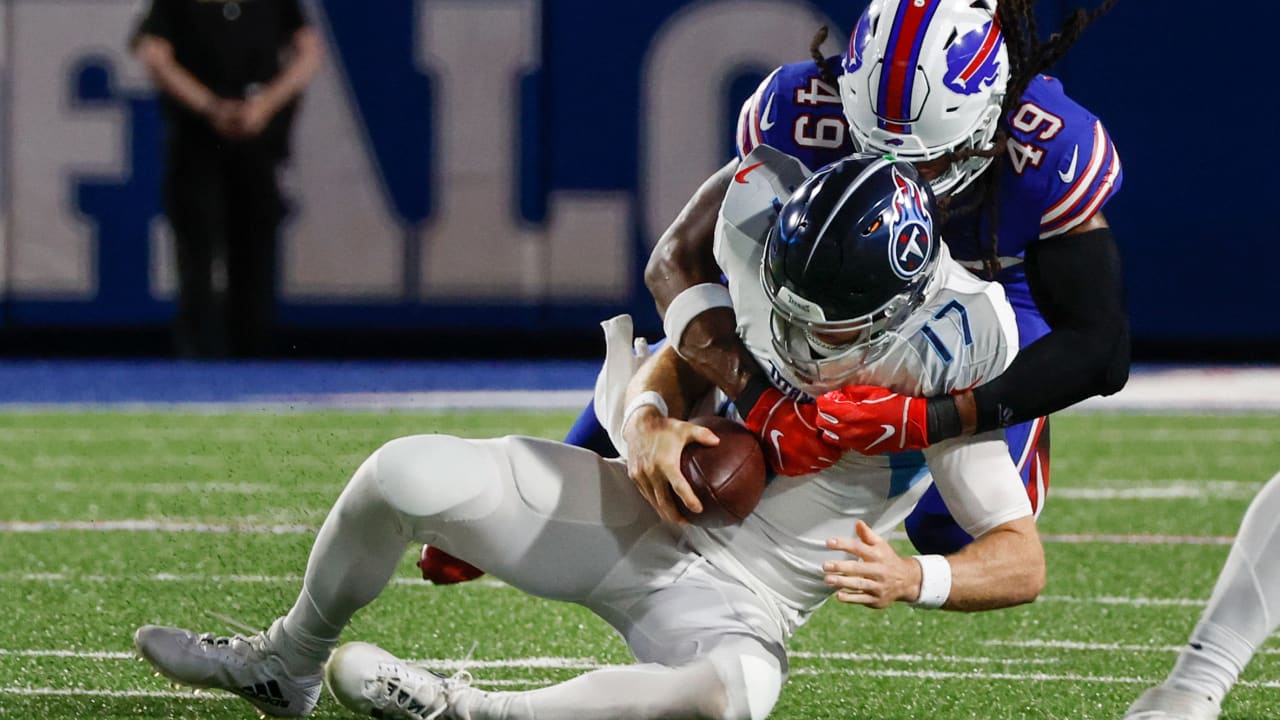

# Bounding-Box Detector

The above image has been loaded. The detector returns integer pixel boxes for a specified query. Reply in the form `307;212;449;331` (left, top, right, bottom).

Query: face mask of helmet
761;155;940;394
838;0;1008;197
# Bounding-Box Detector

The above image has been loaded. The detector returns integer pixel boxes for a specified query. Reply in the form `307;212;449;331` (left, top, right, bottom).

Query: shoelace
193;611;268;665
372;643;478;720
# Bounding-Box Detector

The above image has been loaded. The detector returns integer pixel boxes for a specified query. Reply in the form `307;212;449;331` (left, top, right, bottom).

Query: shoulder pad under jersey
736;57;856;172
1003;75;1123;239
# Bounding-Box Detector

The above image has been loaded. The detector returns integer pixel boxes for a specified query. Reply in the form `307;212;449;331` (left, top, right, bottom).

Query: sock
1165;472;1280;704
267;455;410;675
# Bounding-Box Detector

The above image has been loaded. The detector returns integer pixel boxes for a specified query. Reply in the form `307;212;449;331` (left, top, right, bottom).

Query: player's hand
823;521;921;609
742;386;841;476
815;385;929;455
623;408;718;524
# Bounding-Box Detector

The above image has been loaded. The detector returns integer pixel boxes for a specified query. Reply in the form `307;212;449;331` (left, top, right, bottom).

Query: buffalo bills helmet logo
943;18;1004;96
842;8;874;73
888;167;934;279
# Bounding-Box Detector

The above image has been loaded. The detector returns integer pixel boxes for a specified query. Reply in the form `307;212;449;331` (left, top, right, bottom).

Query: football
678;416;768;527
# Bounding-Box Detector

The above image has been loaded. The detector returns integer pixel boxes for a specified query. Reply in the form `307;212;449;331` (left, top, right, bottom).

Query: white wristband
622;390;669;433
663;283;734;348
910;554;952;609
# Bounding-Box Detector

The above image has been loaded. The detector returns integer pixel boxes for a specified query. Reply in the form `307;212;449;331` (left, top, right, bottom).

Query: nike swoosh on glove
815;385;929;455
742;386;842;476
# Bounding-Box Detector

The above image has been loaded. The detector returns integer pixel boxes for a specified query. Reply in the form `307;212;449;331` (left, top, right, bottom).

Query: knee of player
370;434;495;519
708;643;785;720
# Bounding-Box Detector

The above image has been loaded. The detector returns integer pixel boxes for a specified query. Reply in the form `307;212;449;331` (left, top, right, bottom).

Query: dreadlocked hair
809;25;839;88
946;0;1119;279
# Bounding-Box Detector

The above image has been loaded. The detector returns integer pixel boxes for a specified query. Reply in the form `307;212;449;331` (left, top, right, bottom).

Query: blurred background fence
0;0;1273;358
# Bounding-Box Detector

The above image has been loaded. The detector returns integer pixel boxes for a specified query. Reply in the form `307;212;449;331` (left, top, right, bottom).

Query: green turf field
1;411;1277;719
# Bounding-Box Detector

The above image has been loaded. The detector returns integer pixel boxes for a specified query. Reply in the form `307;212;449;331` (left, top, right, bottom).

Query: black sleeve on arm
968;226;1131;432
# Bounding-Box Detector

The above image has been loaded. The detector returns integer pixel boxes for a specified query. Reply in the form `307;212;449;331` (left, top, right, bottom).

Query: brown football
678;416;768;527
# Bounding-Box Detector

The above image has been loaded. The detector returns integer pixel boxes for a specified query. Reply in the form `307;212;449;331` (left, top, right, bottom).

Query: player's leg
329;542;787;720
136;434;661;716
1125;471;1280;720
463;542;786;720
419;339;653;583
421;400;617;583
905;416;1049;554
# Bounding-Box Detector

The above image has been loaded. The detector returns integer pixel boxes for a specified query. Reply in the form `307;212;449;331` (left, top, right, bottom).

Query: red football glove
742;386;841;476
815;385;929;455
418;545;485;585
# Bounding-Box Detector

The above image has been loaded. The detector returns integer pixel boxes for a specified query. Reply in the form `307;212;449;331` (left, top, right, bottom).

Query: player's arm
132;34;222;118
813;219;1129;448
644;158;762;400
953;215;1130;432
644;160;840;476
619;344;719;524
823;434;1044;611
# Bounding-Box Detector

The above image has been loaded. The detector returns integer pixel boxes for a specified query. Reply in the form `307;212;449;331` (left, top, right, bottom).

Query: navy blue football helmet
761;154;940;390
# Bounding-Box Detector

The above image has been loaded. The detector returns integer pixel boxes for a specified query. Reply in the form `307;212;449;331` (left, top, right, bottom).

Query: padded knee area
707;637;785;720
372;435;498;521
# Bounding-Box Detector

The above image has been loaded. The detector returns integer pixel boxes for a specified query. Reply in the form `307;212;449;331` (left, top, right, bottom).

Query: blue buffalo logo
888;168;934;279
943;19;1004;96
842;8;873;73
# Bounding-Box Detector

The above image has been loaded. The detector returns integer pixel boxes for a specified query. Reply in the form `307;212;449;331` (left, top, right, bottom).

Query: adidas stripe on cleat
134;624;322;717
326;641;473;720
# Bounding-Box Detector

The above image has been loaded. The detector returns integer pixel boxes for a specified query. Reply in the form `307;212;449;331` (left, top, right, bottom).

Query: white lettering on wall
280;1;404;301
641;0;838;248
9;0;148;297
415;0;631;301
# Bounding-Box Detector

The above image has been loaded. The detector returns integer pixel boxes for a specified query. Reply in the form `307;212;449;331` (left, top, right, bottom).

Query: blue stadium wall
0;1;1272;352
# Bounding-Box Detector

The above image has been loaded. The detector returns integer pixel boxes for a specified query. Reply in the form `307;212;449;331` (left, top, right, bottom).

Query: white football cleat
326;641;472;720
1123;685;1222;720
134;624;322;717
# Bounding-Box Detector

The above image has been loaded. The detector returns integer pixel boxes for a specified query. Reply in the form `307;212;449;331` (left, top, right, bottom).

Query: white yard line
1054;481;1263;500
0;520;316;533
0;519;1243;546
984;639;1280;656
0;571;1227;607
4;662;1279;702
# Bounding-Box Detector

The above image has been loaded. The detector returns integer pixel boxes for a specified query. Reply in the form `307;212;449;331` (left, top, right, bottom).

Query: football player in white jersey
132;155;1044;720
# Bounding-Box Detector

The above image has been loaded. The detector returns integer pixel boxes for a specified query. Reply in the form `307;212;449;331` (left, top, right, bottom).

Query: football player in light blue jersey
647;0;1128;557
132;156;1045;720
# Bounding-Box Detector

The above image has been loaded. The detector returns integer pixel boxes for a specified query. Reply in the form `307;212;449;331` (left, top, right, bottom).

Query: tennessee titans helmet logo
888;167;934;279
842;8;873;73
943;18;1004;96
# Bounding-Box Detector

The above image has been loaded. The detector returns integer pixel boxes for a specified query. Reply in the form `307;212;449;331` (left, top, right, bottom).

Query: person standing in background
132;0;322;358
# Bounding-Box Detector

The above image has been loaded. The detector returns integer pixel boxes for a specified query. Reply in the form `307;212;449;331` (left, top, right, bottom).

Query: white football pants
276;434;787;720
1164;471;1280;703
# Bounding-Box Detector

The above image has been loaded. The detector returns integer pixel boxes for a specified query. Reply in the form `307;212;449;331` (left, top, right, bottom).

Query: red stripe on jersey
1041;141;1121;237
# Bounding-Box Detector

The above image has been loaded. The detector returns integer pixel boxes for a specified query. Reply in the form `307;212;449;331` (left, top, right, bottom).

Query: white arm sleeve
922;431;1032;539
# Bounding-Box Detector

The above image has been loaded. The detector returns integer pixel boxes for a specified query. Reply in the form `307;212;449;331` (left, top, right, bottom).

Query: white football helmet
838;0;1008;196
